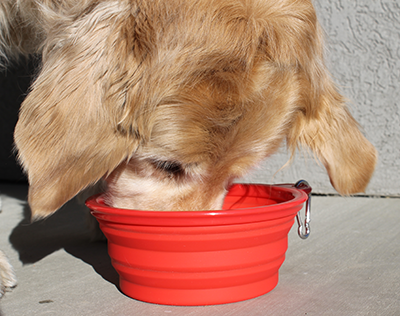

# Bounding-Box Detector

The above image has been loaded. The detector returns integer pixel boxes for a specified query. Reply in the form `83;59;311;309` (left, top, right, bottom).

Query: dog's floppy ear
258;0;377;194
14;3;147;218
287;7;377;194
289;97;377;194
291;25;377;195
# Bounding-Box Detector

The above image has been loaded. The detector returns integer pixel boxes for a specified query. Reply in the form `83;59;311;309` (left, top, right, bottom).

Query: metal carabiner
295;180;312;239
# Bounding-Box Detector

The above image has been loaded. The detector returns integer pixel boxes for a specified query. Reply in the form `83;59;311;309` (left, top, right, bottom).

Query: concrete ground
0;182;399;316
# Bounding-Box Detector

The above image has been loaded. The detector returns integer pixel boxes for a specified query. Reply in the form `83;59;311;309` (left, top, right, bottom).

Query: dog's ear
291;24;377;195
287;76;378;194
14;3;149;218
258;1;377;194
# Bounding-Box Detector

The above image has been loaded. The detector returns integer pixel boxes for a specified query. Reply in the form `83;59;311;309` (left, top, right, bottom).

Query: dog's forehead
137;0;260;72
120;0;295;167
140;98;272;166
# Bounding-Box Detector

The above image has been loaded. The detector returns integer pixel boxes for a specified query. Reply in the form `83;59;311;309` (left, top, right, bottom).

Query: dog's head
14;0;377;218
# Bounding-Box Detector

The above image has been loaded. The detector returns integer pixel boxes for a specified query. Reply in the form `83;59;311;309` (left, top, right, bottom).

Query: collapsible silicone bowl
86;181;312;306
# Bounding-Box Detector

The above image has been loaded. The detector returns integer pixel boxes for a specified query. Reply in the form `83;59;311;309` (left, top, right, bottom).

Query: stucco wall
242;0;400;196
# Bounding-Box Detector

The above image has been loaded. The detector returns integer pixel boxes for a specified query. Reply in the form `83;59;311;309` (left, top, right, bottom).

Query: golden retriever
0;0;377;292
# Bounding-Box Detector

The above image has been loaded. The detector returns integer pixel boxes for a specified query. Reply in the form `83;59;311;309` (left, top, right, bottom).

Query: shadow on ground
2;183;119;287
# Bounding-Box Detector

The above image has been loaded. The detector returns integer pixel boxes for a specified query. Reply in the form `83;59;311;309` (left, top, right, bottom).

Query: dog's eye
152;160;185;176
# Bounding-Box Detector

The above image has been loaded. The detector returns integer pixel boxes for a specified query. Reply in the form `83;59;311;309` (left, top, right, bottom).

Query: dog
1;0;377;294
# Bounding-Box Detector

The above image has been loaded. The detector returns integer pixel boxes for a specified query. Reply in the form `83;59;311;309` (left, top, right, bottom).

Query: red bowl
86;183;310;306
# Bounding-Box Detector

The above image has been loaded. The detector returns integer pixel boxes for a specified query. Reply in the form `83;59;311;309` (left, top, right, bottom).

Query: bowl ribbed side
97;213;296;305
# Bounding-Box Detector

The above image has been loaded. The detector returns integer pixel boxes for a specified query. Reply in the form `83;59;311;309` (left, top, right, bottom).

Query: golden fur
1;0;377;218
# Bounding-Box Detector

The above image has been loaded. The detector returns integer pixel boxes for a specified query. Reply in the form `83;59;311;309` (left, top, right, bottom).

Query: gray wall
243;1;400;196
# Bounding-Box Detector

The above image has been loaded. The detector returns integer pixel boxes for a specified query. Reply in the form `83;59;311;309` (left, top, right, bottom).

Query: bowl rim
85;183;309;226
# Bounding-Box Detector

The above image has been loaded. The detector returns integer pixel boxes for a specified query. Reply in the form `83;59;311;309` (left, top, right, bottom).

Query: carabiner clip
295;180;311;239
